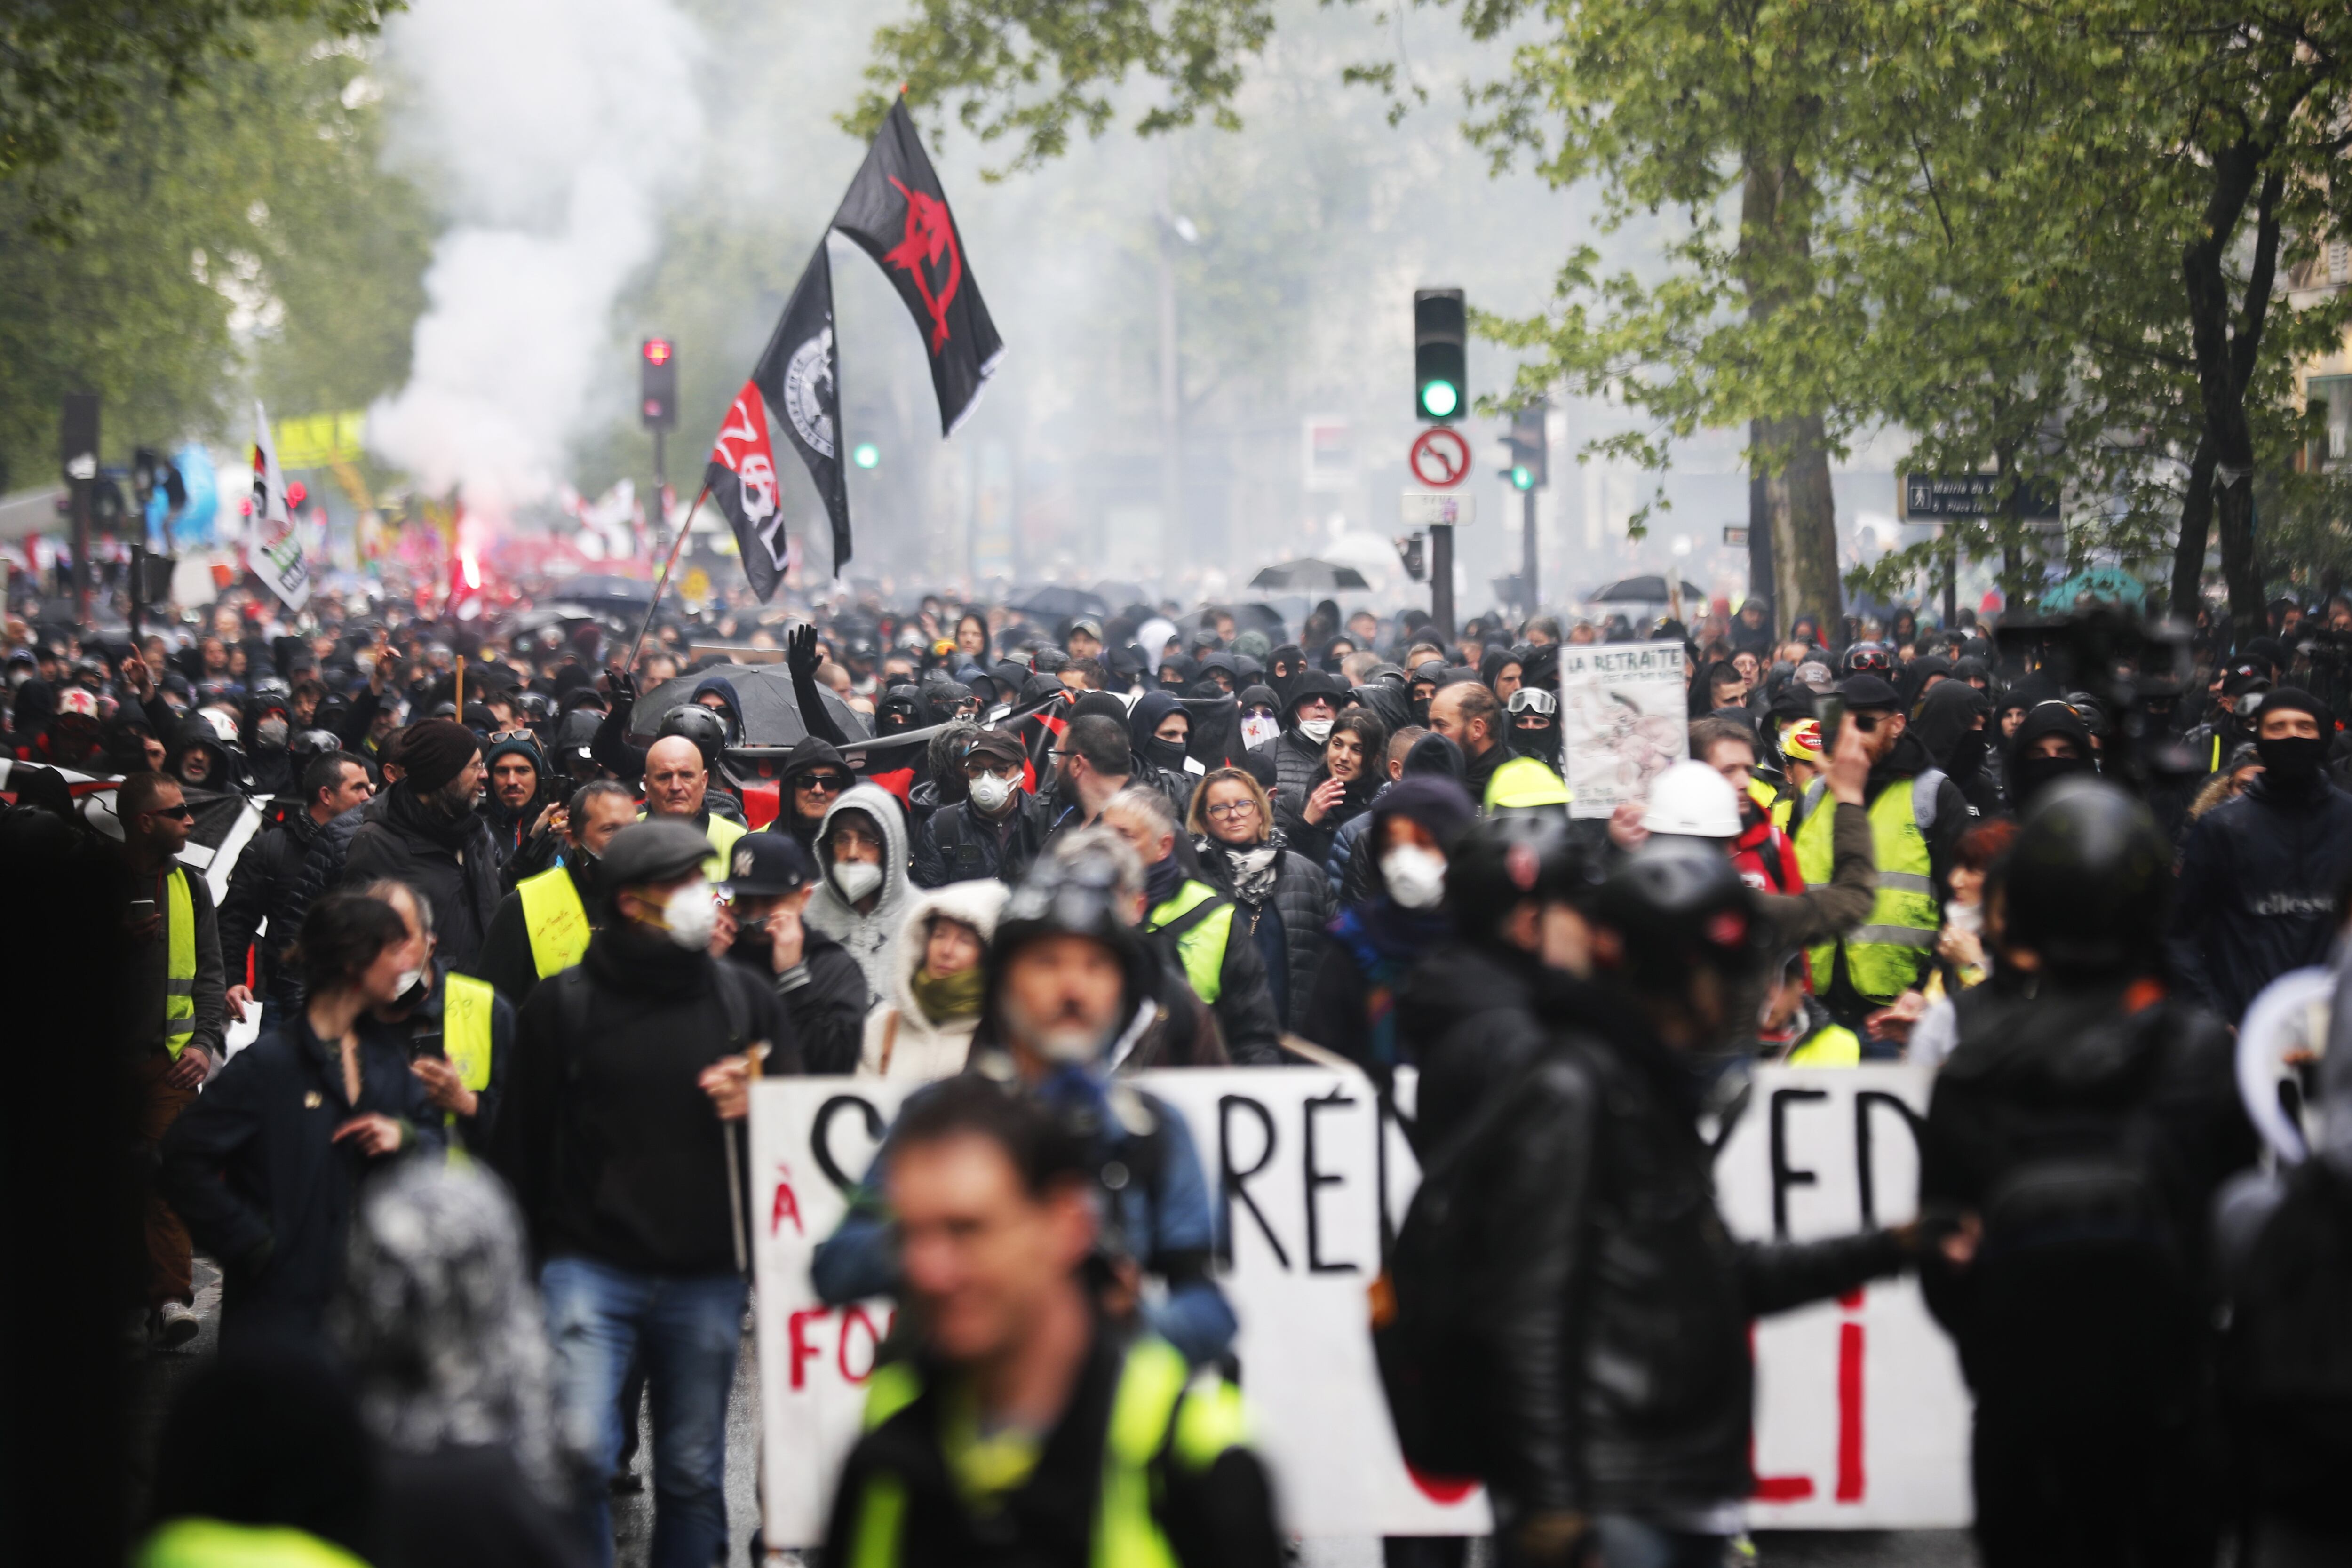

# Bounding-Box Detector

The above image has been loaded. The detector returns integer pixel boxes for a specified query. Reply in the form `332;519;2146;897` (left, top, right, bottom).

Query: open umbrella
1583;574;1681;604
546;574;656;617
1248;559;1370;593
1008;584;1111;621
630;664;870;747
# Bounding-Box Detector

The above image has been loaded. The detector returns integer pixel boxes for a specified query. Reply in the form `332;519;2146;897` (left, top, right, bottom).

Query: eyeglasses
1205;800;1258;819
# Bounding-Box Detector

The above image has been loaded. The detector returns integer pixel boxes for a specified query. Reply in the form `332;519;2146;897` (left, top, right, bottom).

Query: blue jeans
542;1256;747;1568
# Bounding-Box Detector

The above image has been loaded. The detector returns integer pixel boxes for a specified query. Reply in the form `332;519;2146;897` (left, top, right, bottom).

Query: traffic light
640;338;677;430
1504;402;1547;491
1413;288;1466;422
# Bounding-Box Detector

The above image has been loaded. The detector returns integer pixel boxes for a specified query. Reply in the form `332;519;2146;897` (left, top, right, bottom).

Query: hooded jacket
217;804;322;1004
1125;690;1200;820
1245;670;1345;822
767;734;850;851
804;783;918;1009
480;734;559;885
858;880;1009;1082
1910;679;1999;818
2002;700;2097;818
2166;769;2352;1022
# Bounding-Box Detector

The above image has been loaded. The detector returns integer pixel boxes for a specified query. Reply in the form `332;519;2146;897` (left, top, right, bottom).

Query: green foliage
0;21;429;493
0;0;397;192
846;0;1277;176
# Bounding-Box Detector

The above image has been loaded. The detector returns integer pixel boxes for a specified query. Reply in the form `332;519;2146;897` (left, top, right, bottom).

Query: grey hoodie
804;782;916;1008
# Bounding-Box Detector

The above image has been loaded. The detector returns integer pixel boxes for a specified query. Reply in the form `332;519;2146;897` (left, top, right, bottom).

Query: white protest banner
1559;642;1687;818
246;399;311;612
749;1063;1970;1547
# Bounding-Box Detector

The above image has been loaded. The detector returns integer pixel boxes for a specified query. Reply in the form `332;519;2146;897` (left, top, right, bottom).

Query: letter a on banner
247;400;311;612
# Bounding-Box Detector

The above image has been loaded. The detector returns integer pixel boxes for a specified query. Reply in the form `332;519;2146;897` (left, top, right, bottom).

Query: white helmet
1643;758;1743;838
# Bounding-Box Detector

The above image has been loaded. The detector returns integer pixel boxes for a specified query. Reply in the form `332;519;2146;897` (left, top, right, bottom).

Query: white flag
247;399;310;611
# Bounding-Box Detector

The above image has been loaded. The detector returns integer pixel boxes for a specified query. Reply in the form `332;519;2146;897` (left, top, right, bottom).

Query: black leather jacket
1472;977;1908;1518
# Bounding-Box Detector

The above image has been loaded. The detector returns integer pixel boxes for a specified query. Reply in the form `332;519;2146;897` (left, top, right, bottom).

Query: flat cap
600;819;713;888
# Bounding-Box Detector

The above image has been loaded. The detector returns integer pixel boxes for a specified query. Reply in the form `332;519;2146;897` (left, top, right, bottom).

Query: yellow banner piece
273;410;366;470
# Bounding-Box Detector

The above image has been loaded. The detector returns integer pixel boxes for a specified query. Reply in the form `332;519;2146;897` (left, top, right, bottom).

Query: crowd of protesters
6;573;2352;1568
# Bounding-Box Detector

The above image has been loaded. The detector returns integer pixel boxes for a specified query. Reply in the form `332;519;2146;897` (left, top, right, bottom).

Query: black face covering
1411;697;1432;726
1947;727;1991;785
1143;736;1189;772
1509;722;1557;760
2009;751;2093;811
2257;733;2328;789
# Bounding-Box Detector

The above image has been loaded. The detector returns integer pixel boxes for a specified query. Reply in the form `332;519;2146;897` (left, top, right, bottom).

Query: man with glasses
913;728;1048;887
1789;673;1972;1048
767;734;856;854
118;769;228;1350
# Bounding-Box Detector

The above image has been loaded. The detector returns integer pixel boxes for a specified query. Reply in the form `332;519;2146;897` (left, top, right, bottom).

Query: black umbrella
548;573;656;615
1248;559;1370;593
1232;602;1291;639
630;664;871;747
1584;573;1681;604
1009;584;1111;621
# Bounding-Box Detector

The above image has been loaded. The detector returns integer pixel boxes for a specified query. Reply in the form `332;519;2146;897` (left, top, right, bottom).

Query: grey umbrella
1248;559;1371;592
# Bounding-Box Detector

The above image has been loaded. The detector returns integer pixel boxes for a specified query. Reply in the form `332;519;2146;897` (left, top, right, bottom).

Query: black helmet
656;703;730;773
1593;844;1763;993
1843;641;1893;677
1998;779;2169;974
1446;812;1598;942
288;728;343;768
555;709;601;768
516;690;556;724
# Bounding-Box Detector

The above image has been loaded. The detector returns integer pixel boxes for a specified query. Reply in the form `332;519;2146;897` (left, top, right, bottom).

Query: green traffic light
852;442;880;470
1510;464;1534;491
1419;379;1459;419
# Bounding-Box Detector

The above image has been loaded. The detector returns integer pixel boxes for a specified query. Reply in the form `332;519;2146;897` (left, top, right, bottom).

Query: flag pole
621;484;710;677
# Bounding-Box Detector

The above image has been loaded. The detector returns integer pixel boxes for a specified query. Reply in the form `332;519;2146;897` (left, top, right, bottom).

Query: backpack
2222;1161;2352;1520
1369;1033;1595;1483
1967;1007;2201;1411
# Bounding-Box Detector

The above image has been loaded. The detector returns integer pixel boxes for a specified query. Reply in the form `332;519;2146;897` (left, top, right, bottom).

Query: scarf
911;964;987;1026
1220;843;1280;905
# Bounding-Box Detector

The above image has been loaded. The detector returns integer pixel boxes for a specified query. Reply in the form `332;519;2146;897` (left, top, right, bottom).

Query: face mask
1945;899;1982;936
1240;714;1280;750
1144;736;1189;771
661;879;718;951
255;717;289;749
833;860;884;902
2257;732;2328;788
1411;699;1433;726
389;966;425;1002
1381;844;1447;910
2008;752;2091;810
967;772;1015;813
1297;717;1334;745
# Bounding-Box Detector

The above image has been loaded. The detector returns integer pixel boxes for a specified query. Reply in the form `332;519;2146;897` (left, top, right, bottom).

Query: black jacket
159;1013;442;1341
726;924;868;1075
1192;837;1332;1033
217;805;321;1000
910;790;1049;889
1245;729;1323;829
474;857;603;1011
1395;940;1549;1153
1919;975;2254;1395
492;924;799;1274
275;799;373;1006
1144;881;1285;1065
1470;976;1908;1517
2166;772;2352;1022
343;787;505;975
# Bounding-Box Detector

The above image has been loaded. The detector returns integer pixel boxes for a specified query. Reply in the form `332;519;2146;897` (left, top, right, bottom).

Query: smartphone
1814;693;1846;755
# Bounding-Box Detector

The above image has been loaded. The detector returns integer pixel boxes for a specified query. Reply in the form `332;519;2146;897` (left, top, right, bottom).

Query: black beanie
2256;685;2335;734
400;718;482;794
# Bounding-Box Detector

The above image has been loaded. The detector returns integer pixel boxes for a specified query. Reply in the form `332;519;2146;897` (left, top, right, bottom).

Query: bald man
641;733;747;881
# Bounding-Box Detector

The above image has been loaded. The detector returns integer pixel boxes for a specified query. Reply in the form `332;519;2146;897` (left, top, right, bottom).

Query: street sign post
1899;473;2059;521
1408;426;1472;489
1723;525;1749;547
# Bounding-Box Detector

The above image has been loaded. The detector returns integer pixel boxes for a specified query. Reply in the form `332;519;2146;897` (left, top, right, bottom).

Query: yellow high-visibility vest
164;866;197;1059
516;866;592;979
1794;773;1941;1002
638;807;746;881
1146;880;1236;1005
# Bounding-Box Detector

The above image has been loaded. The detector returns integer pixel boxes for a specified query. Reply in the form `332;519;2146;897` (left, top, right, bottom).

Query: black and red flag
832;97;1005;436
707;240;847;594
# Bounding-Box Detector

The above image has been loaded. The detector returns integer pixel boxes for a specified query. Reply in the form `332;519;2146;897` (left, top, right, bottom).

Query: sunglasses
144;803;194;820
1851;712;1884;733
797;774;850;794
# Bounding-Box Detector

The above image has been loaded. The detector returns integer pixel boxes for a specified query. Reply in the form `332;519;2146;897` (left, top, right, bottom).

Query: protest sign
1559;642;1687;818
748;1064;1970;1547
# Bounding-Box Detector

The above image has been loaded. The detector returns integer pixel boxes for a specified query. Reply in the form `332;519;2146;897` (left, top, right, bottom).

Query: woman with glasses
1187;767;1335;1030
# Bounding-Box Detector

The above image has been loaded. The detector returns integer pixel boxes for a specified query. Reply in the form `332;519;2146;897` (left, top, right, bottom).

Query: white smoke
367;0;704;513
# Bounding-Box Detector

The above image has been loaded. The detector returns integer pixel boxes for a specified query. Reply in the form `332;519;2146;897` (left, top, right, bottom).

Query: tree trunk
1761;413;1843;634
2169;436;2215;622
1741;164;1843;636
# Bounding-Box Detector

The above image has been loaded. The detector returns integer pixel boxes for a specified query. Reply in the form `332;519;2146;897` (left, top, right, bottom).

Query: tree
0;22;430;493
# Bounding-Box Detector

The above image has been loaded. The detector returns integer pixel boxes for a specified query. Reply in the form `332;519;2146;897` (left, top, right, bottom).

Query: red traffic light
642;338;673;366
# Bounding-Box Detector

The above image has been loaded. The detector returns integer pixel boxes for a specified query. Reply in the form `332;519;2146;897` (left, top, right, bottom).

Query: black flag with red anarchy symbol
832;97;1005;436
